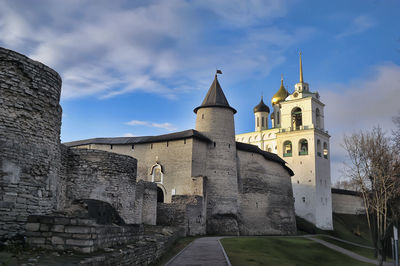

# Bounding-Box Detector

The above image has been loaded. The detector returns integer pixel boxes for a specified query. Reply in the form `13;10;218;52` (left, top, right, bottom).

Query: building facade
66;73;297;235
236;54;333;229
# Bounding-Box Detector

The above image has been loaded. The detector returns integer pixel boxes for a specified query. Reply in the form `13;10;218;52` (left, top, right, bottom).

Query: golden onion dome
271;77;289;105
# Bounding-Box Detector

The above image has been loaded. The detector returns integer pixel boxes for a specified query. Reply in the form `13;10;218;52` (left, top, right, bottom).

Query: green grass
150;236;199;266
221;237;373;266
315;235;375;260
296;213;372;246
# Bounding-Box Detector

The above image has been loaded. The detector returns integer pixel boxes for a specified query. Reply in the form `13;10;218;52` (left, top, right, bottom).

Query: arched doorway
157;187;164;203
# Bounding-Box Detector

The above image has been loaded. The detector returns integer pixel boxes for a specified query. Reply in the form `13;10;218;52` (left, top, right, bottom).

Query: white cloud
0;0;310;100
336;15;375;38
122;133;136;137
319;63;400;183
125;120;177;131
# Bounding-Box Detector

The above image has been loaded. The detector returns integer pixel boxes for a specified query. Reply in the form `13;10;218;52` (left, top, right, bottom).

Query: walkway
165;237;231;266
305;236;392;266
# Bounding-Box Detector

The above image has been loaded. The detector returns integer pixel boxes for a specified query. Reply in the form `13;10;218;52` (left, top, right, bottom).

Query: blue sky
1;0;399;183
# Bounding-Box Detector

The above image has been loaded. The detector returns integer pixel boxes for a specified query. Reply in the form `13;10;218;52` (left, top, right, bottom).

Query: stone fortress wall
236;150;296;235
0;47;156;240
0;47;63;238
331;188;365;215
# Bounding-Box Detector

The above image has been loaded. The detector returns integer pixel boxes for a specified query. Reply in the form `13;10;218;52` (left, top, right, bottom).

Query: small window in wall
299;139;308;155
202;114;204;119
257;117;259;127
323;142;328;159
131;144;134;150
150;143;153;149
317;139;321;157
262;117;265;127
184;139;186;144
110;144;113;150
283;141;292;157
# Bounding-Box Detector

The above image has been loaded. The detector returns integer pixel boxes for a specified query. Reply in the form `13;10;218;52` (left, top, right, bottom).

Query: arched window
268;147;272;152
261;116;265;127
291;107;302;130
157;187;164;203
317;140;321;157
257;117;259;127
248;137;252;143
323;142;328;159
151;164;164;184
299;139;308;155
283;141;292;157
316;108;321;129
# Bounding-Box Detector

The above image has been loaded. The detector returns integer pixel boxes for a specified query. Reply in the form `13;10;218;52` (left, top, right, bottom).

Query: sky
0;0;399;183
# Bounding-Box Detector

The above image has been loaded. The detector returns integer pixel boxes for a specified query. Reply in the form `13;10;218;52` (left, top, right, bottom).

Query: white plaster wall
254;111;268;131
77;139;203;203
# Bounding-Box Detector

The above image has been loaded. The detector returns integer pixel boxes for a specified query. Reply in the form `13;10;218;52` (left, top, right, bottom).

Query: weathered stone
65;226;91;234
66;239;93;247
25;223;40;232
51;224;64;232
39;223;49;231
28;237;45;244
51;236;64;245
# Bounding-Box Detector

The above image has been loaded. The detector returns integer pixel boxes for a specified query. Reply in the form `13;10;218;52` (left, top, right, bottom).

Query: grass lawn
296;213;372;246
221;237;373;266
315;235;375;260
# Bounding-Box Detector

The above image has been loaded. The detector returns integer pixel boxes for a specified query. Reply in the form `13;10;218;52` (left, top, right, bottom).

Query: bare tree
332;179;359;191
343;127;399;265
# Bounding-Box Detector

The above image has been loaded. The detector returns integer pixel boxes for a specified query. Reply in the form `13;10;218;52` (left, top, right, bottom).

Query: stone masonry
0;47;62;238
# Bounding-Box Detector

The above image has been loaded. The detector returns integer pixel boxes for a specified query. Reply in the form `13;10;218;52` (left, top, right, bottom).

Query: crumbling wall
25;215;143;253
0;47;62;239
133;180;157;225
141;181;157;225
62;148;137;224
156;195;206;236
236;150;296;235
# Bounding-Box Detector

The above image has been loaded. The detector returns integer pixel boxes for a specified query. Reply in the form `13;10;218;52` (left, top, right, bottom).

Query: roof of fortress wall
63;129;212;147
236;142;294;176
64;129;293;175
331;188;362;196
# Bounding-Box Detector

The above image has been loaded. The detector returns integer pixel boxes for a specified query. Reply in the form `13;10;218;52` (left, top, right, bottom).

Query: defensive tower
194;72;240;235
0;47;63;237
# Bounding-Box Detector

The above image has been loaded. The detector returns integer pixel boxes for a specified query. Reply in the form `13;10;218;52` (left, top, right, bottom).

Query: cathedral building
236;54;333;230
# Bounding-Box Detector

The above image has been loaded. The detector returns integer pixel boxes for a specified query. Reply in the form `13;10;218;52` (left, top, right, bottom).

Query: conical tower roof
194;74;237;114
253;96;270;113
